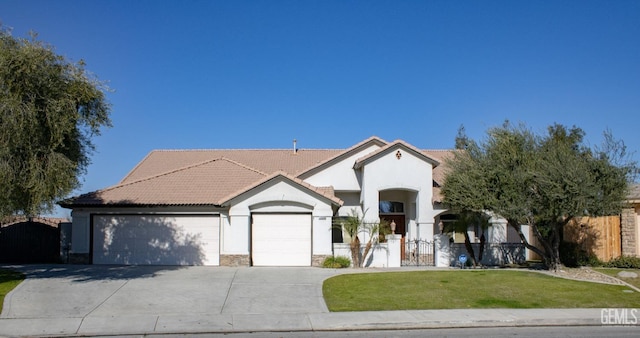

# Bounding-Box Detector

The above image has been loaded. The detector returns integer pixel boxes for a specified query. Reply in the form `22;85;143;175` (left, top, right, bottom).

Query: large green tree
0;28;111;217
442;122;636;270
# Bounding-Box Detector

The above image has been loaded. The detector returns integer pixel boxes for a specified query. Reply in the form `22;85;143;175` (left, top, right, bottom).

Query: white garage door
93;215;219;266
251;213;311;266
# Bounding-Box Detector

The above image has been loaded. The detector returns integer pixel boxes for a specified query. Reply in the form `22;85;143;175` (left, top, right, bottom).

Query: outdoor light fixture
390;220;396;234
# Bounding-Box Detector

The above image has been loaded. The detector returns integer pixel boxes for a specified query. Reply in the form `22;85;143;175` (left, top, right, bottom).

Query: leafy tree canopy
0;26;111;217
442;122;637;269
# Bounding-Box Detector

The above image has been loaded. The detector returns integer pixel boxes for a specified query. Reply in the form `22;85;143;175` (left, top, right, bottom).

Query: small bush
323;256;351;268
604;256;640;269
559;241;601;267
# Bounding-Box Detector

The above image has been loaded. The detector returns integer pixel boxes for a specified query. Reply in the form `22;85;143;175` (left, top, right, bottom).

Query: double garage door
92;215;220;266
92;213;311;266
252;213;312;266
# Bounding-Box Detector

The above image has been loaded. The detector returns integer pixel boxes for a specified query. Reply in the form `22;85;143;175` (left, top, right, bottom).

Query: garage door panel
93;215;219;266
252;214;311;266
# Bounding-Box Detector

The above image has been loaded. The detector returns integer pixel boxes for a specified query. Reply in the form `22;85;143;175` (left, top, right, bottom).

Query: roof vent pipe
293;139;297;154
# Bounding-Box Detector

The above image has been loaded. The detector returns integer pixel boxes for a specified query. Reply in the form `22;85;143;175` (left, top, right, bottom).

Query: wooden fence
564;216;621;262
0;218;62;263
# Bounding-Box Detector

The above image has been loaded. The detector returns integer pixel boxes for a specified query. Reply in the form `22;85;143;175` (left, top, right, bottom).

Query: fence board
565;216;621;261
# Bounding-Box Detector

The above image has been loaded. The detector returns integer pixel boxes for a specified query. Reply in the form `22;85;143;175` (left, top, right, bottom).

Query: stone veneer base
220;254;250;267
312;255;331;267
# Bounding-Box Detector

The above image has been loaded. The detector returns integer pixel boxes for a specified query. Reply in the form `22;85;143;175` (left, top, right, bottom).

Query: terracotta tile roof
61;158;268;207
422;149;457;203
61;138;455;207
121;149;343;184
1;216;69;227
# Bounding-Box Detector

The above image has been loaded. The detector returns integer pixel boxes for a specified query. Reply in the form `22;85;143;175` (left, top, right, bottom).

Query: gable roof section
219;171;343;206
353;139;440;169
296;136;388;179
60;158;268;207
121;148;343;184
60;137;455;208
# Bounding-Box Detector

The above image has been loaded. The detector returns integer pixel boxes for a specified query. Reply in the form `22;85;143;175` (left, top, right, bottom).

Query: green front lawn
595;268;640;289
0;268;25;313
323;270;640;312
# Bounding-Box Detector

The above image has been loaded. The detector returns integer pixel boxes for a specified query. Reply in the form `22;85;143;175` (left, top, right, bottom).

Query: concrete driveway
1;265;345;319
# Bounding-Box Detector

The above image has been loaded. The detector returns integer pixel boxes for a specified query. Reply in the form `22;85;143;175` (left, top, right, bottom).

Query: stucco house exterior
60;136;515;267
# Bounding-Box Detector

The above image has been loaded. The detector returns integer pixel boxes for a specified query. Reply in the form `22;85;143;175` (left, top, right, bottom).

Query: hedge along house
59;136;513;267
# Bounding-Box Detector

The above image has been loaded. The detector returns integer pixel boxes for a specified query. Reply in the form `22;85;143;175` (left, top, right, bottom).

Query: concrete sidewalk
0;265;634;336
0;308;610;336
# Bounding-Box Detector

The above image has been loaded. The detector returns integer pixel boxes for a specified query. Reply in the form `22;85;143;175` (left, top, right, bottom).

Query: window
331;217;347;243
379;201;404;213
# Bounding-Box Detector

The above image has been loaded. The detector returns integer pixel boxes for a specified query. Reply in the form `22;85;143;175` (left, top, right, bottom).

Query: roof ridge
295;136;388;178
91;157;237;196
216;157;269;177
148;148;345;152
119;151;155;184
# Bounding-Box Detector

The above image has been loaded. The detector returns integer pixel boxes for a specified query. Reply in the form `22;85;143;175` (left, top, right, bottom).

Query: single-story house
59;136;517;266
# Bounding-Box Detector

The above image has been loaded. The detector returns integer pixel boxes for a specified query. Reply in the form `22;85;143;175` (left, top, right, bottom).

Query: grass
595;268;640;289
323;270;640;312
0;268;25;313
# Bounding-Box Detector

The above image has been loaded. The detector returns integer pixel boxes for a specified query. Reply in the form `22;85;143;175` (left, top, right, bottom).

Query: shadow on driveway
3;264;185;282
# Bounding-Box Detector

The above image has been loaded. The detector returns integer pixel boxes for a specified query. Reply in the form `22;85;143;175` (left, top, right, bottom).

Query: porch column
488;217;508;243
386;234;401;267
434;234;451;267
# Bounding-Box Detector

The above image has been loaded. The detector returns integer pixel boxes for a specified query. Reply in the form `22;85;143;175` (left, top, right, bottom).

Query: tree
441;122;636;270
335;209;389;268
0;27;111;217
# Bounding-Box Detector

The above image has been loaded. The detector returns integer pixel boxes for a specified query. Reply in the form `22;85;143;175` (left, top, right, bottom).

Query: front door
380;214;406;237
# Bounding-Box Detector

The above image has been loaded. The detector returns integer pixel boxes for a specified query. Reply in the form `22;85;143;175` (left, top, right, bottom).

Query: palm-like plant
335;209;390;268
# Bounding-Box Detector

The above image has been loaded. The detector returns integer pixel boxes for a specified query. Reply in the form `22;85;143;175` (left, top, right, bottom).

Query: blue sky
1;1;639;217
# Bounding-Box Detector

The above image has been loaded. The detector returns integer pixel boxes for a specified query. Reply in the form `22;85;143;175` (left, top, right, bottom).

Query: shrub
559;241;601;267
323;256;351;268
604;256;640;269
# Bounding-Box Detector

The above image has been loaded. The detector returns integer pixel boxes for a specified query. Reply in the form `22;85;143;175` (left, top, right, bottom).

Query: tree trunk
463;231;478;267
361;241;373;268
529;222;559;270
548;223;564;271
508;220;549;266
478;233;486;264
350;236;360;268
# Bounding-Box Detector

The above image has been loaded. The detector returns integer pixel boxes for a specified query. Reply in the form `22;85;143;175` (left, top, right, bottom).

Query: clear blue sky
1;1;639;217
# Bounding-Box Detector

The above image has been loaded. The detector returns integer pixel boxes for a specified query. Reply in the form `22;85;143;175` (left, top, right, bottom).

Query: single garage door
251;213;311;266
93;215;219;266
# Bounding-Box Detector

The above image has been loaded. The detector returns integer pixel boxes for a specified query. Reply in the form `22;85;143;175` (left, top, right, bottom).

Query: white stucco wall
302;144;381;191
335;192;363;217
360;147;434;239
70;212;90;253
